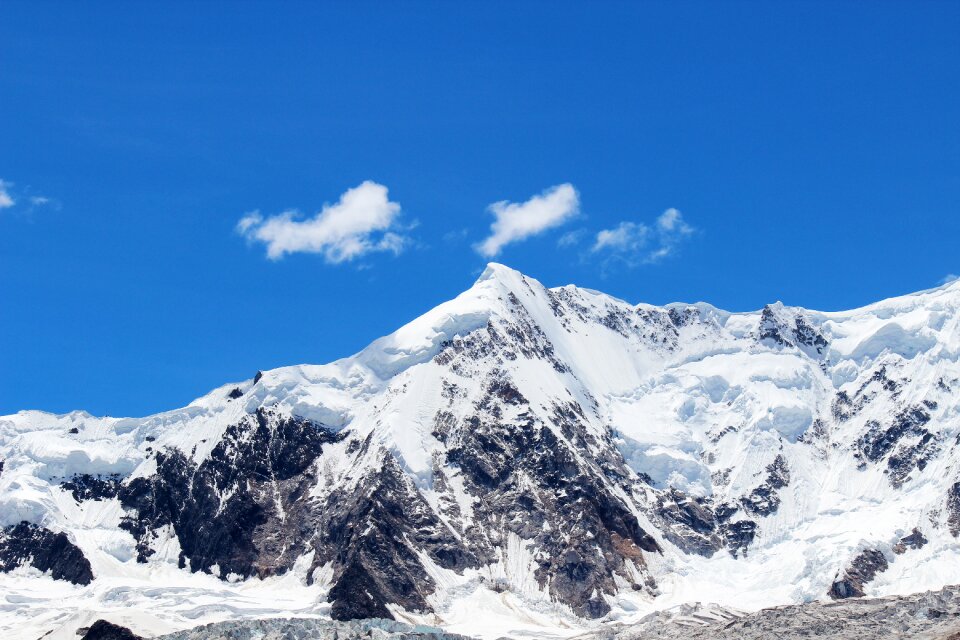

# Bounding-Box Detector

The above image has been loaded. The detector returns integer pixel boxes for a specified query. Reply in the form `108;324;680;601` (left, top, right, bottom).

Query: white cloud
443;228;470;244
557;229;587;248
592;221;649;252
0;179;56;213
476;183;579;257
591;208;695;266
0;180;15;209
942;273;959;285
237;181;409;263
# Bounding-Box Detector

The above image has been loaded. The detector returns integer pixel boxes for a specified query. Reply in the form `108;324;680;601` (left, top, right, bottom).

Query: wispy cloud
942;273;959;285
476;183;579;258
557;229;587;248
591;208;695;267
0;180;14;209
592;221;649;253
443;228;470;245
237;181;410;263
0;178;57;214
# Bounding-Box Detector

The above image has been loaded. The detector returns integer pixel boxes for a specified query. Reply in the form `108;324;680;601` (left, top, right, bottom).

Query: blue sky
1;2;958;416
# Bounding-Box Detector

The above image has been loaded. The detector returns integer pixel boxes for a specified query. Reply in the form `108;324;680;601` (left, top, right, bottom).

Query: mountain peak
5;268;960;638
477;261;519;281
472;262;534;295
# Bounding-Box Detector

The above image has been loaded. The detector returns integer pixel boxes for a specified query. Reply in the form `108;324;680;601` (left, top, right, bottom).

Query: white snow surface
3;263;960;639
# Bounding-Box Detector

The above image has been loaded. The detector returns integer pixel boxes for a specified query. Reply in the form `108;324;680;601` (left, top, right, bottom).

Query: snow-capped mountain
2;264;960;639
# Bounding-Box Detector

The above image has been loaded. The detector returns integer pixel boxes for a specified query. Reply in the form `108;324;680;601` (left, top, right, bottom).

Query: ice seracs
2;264;960;640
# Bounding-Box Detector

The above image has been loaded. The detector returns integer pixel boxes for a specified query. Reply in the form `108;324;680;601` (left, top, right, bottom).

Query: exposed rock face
828;549;889;599
80;620;144;640
757;304;828;356
948;482;960;537
0;522;93;584
61;473;122;502
833;365;901;423
432;321;663;617
653;489;723;556
650;455;788;559
319;455;474;620
118;408;341;575
893;528;928;554
721;519;757;558
740;455;790;516
856;405;936;487
113;408;472;621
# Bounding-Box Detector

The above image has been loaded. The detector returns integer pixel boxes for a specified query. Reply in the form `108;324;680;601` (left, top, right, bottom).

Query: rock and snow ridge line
2;263;960;640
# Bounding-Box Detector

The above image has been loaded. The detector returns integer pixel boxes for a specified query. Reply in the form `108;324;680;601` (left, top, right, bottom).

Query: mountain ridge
10;263;960;419
2;263;960;639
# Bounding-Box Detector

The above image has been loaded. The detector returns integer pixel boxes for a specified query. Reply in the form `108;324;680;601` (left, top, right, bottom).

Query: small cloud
655;207;687;233
650;207;695;261
443;228;470;245
942;273;959;285
591;208;695;267
475;183;579;257
0;179;57;214
592;221;649;253
0;180;14;209
237;181;410;263
557;229;587;248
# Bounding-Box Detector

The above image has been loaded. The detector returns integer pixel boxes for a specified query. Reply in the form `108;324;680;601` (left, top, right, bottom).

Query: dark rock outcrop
435;330;663;618
721;519;757;558
118;409;341;576
647;454;783;559
833;365;903;423
792;315;829;355
741;455;790;516
854;405;936;487
80;620;143;640
757;305;827;356
444;400;661;617
828;549;889;599
948;482;960;537
893;528;928;554
319;455;474;621
115;407;470;622
61;473;123;502
654;489;723;557
0;521;93;584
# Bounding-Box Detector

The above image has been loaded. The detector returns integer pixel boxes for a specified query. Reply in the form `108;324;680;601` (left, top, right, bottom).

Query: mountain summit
2;265;960;639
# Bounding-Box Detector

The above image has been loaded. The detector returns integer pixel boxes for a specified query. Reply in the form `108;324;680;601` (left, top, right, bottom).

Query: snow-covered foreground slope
3;264;960;640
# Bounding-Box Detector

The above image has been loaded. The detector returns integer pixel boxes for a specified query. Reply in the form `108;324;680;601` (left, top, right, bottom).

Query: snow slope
2;264;960;640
